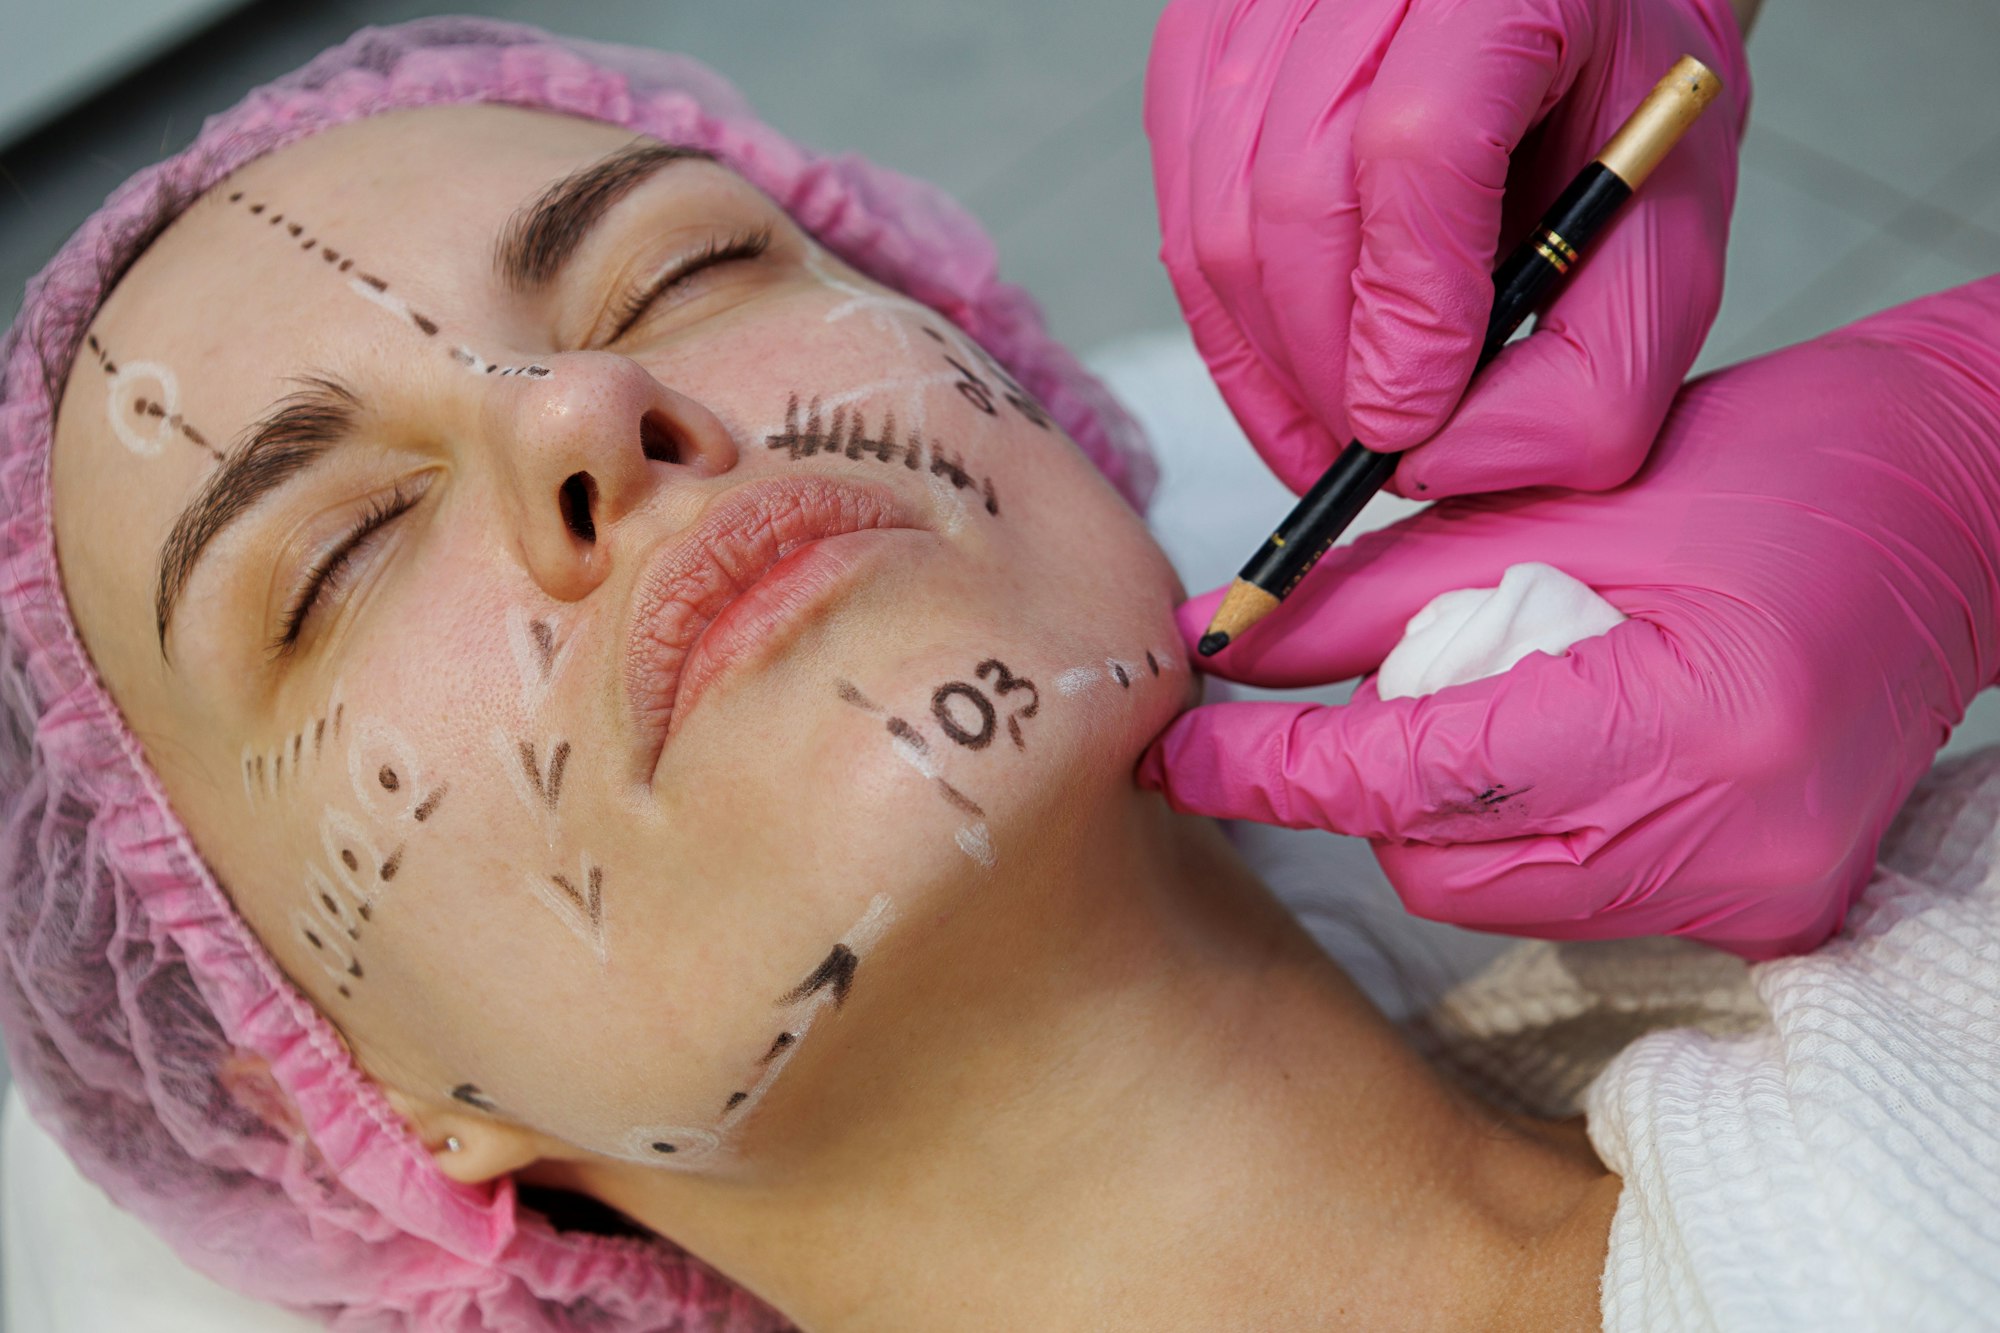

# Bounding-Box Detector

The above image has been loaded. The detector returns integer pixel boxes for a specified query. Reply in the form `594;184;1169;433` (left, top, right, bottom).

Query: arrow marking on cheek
518;739;571;811
782;944;857;1008
528;855;608;966
716;895;899;1129
507;607;573;711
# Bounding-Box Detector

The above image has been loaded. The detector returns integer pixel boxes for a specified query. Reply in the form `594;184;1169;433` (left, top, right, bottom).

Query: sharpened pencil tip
1197;632;1230;658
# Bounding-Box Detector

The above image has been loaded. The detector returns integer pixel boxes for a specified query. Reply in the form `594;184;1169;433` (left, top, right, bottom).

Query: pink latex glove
1146;0;1750;498
1141;280;2000;959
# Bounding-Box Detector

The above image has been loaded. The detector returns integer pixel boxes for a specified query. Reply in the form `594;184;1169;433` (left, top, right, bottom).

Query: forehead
89;102;647;403
50;105;684;671
73;103;648;437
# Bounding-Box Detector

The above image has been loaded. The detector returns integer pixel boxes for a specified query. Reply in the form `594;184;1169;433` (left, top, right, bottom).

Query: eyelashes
604;225;774;346
270;483;423;660
260;228;773;662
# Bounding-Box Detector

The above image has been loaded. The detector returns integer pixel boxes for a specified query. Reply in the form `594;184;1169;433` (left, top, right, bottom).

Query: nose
500;352;738;600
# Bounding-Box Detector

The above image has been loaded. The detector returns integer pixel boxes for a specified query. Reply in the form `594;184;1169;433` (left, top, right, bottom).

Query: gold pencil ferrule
1542;229;1579;263
1594;54;1722;189
1533;241;1571;274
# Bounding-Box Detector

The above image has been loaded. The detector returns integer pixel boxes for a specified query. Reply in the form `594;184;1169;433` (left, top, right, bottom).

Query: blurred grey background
8;0;2000;358
2;0;1998;1168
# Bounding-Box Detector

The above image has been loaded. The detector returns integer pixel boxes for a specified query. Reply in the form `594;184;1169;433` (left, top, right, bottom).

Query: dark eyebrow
150;144;710;658
494;141;716;293
154;374;363;658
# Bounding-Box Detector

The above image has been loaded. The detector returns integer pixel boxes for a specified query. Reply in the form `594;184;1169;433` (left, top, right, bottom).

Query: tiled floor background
1;0;1997;1169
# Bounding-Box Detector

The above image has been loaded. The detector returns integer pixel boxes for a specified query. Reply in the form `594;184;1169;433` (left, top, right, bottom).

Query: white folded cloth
1385;564;2000;1332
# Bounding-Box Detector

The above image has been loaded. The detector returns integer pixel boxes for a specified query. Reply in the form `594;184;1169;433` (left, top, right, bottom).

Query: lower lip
668;528;907;735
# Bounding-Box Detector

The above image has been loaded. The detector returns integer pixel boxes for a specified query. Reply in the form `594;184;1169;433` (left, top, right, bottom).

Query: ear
380;1085;552;1187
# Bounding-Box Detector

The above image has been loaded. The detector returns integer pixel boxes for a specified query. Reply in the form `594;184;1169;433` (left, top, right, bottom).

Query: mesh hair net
0;17;1156;1329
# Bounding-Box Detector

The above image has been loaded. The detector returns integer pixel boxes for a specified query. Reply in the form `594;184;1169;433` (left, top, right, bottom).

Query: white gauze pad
1375;562;1625;701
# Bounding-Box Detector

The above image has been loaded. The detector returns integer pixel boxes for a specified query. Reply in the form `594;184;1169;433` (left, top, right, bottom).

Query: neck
563;790;1615;1331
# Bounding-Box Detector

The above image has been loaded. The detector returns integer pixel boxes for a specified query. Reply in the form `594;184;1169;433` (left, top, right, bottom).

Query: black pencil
1197;54;1722;657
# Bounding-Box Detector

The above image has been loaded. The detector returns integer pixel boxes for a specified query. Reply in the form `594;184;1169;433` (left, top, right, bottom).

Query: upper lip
623;475;920;777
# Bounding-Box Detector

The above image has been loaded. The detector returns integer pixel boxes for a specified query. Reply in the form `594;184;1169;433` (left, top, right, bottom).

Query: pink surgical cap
0;16;1155;1329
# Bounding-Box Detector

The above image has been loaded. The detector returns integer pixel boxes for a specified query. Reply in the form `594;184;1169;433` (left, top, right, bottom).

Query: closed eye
604;226;773;346
269;482;422;660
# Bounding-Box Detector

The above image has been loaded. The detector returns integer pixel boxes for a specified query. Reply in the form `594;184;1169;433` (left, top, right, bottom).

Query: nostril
639;411;683;465
559;472;598;543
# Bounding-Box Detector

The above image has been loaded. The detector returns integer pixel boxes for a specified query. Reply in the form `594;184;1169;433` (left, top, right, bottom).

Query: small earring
444;1135;463;1154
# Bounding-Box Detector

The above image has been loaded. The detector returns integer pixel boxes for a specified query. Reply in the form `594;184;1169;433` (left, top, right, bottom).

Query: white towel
1383;566;2000;1332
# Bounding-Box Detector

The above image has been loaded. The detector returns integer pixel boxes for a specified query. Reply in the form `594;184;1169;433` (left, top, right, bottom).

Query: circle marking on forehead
106;361;180;457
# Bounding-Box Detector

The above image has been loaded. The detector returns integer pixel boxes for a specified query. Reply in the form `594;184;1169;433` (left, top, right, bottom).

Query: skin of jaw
50;103;1618;1331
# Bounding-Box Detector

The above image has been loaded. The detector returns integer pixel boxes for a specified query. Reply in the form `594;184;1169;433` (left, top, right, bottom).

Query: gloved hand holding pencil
1142;281;2000;958
1145;0;1751;499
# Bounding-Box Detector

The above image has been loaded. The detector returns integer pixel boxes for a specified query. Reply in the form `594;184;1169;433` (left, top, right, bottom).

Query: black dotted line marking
837;684;990;820
85;333;220;459
245;695;359;795
224;191;533;362
449;346;552;378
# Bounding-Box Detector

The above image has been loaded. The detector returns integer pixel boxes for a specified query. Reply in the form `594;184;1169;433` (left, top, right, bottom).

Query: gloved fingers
1140;0;1217;154
1371;810;1856;959
1371;812;1712;938
1385;118;1731;497
1343;0;1591;455
1146;0;1352;494
1183;543;1523;689
1231;0;1405;456
1180;490;1628;688
1172;0;1342;385
1169;570;1421;686
1143;0;1228;330
1180;279;1354;496
1141;611;1677;844
1145;0;1242;289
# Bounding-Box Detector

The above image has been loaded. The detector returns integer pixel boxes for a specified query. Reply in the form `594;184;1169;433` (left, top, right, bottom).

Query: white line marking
710;893;901;1136
106;361;177;457
955;822;996;868
1055;667;1101;696
617;1124;721;1168
524;851;608;967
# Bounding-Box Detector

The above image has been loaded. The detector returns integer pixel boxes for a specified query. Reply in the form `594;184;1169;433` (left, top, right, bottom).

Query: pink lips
623;476;918;777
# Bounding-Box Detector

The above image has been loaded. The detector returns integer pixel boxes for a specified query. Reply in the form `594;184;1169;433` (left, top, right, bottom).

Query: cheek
642;273;1192;895
655;278;1181;625
655;518;1187;913
652;276;1046;513
253;575;846;1162
229;644;500;1014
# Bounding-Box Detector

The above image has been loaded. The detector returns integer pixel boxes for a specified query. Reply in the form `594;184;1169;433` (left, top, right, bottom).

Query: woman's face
51;104;1188;1169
